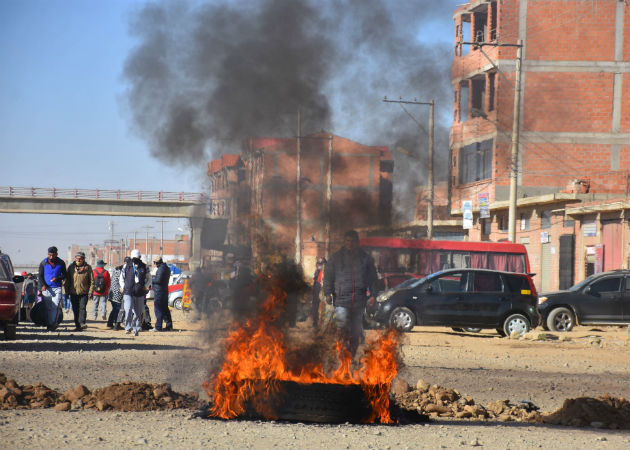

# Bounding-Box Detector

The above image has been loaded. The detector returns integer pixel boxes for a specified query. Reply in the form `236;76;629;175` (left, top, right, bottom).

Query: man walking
323;230;377;358
92;259;111;320
151;256;172;332
64;251;94;331
38;246;67;331
120;249;148;336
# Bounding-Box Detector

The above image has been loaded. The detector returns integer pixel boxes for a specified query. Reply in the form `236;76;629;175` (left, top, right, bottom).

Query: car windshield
394;277;424;289
569;273;600;291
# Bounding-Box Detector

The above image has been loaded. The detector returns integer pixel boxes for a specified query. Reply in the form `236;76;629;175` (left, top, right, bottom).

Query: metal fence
0;186;207;202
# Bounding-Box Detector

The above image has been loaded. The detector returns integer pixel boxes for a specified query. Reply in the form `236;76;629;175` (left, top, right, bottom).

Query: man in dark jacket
64;251;94;331
38;246;67;331
323;230;377;357
151;256;172;332
120;249;148;337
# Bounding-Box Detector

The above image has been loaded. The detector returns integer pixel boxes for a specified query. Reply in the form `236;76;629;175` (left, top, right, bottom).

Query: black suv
538;269;630;332
364;268;539;336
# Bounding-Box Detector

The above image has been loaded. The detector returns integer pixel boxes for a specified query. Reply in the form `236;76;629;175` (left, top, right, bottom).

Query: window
541;210;552;229
520;213;530;231
473;10;487;43
488;72;496;111
563;216;575;228
482;218;491;235
431;272;468;293
452;252;471;269
498;214;508;232
503;274;530;294
590;277;621;295
473;272;503;292
459;82;469;122
489;1;497;41
471;76;485;116
461;16;471;56
458;139;493;184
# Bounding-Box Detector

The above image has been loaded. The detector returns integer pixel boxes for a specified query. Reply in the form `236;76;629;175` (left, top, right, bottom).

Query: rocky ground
1;307;629;449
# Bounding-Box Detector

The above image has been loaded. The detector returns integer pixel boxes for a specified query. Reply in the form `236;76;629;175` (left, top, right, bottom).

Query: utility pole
156;219;168;258
295;109;302;265
383;97;435;239
325;135;333;258
508;40;523;243
142;226;153;258
460;39;524;243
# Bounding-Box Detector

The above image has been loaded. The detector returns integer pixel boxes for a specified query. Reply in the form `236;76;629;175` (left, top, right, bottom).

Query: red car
0;252;24;340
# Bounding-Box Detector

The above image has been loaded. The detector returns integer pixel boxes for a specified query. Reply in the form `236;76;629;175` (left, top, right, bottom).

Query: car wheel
502;314;530;337
389;307;415;332
464;327;482;333
451;327;464;332
173;298;183;310
547;307;574;332
496;328;506;337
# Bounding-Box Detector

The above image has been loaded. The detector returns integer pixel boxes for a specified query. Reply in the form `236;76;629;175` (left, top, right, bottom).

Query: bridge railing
0;186;207;202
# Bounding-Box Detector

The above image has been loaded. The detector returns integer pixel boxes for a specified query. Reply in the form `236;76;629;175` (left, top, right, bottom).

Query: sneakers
81;324;88;330
134;330;139;336
102;314;107;320
150;328;162;332
164;326;173;332
125;330;132;334
114;324;123;331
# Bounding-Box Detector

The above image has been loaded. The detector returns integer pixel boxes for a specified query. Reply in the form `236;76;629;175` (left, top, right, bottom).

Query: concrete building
449;0;629;291
70;234;191;269
207;132;393;276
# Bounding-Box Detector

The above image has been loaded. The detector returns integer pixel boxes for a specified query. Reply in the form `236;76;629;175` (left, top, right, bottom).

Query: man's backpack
94;268;106;294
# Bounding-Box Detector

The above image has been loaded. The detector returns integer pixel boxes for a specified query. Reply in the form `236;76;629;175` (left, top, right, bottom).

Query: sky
0;0;458;266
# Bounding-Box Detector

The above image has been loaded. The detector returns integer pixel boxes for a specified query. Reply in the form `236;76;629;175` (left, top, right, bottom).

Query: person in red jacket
92;260;111;320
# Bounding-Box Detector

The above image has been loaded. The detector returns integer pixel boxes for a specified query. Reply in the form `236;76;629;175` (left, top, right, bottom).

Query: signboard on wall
594;244;604;273
583;220;597;237
478;192;490;219
540;231;550;243
462;200;473;229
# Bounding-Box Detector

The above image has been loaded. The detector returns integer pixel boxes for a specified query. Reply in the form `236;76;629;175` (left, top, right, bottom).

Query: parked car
0;251;24;340
364;268;539;336
538;269;630;332
373;272;421;296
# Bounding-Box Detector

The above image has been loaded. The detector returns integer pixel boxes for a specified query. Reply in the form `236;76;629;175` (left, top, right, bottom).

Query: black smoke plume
123;0;457;220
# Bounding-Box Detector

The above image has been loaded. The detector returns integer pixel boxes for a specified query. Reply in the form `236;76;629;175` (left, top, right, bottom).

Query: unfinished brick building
450;0;629;291
207;133;393;275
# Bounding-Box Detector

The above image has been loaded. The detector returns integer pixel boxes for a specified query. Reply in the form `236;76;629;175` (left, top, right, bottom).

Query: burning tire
245;381;372;424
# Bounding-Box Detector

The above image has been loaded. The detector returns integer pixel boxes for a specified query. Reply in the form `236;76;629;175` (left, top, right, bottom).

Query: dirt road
1;309;628;449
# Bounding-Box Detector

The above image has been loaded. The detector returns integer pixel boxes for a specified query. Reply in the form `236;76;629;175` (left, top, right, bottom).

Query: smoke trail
123;0;457;219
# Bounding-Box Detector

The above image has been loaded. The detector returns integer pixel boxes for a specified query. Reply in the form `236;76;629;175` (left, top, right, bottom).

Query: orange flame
203;283;399;423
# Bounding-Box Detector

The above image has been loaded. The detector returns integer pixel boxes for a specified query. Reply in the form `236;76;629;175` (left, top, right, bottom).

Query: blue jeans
335;304;365;357
123;294;144;333
41;287;63;327
92;295;107;318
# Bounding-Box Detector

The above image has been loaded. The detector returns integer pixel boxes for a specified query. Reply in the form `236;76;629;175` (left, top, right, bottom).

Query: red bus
361;237;531;280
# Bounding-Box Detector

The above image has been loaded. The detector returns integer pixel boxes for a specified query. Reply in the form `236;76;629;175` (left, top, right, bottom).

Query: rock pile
0;374;59;410
0;373;201;412
391;379;630;429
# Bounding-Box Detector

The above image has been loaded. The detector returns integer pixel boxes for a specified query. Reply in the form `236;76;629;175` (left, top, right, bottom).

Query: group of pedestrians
36;246;173;336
